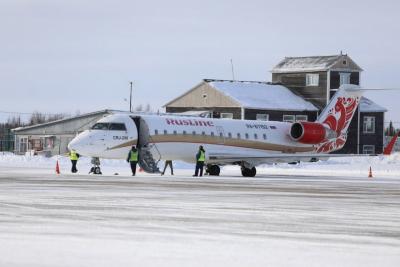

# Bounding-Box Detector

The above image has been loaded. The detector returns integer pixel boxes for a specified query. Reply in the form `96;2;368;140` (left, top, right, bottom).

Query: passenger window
211;132;214;136
254;133;258;140
183;130;187;135
263;133;267;140
173;130;177;135
237;133;241;139
164;130;168;135
245;133;249;139
154;129;158;135
192;131;196;135
109;123;127;131
219;132;223;137
228;133;232;138
202;131;206;136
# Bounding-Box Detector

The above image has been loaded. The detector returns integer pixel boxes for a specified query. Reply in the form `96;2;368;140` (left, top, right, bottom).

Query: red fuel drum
290;122;326;144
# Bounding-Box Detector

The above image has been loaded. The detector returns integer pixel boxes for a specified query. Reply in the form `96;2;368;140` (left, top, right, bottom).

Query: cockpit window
109;123;126;131
91;122;127;131
91;123;109;130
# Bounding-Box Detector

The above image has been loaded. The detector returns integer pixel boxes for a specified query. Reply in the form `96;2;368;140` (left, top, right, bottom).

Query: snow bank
0;153;399;178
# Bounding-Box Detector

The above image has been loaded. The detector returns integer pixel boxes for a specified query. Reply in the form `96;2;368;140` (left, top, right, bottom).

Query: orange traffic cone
368;166;373;178
56;160;60;174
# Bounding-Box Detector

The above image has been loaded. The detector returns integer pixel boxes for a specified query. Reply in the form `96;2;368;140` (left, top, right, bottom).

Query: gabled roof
12;109;123;133
271;54;363;73
206;80;318;111
360;97;387;113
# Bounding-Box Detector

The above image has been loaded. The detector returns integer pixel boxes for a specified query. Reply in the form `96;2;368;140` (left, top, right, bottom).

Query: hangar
12;110;120;156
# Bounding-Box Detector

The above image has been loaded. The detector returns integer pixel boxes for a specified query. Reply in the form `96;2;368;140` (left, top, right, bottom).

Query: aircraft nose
68;135;85;153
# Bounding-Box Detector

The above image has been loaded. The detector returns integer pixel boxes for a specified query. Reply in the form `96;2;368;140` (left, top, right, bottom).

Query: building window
283;115;295;123
340;73;351;86
363;116;375;133
363;145;375;154
296;115;308;122
256;114;269;121
220;113;233;119
306;74;319;86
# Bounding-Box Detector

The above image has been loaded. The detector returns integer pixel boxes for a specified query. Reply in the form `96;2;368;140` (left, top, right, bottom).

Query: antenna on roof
230;59;235;81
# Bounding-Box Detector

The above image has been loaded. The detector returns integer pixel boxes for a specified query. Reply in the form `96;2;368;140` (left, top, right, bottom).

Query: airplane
68;84;376;177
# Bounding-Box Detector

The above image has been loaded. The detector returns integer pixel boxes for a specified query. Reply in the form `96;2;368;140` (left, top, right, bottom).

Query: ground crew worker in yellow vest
193;145;206;177
126;146;139;176
68;149;80;173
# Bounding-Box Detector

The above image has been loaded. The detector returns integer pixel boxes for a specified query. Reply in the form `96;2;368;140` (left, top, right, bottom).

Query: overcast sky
1;0;399;125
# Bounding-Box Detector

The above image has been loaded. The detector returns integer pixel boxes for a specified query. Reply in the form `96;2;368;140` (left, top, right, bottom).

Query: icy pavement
0;167;399;266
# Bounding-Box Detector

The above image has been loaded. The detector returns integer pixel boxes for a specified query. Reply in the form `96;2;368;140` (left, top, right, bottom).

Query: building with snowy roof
164;79;319;122
165;53;387;154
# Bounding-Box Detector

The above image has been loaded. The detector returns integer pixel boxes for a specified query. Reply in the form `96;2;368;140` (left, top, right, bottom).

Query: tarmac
0;168;399;266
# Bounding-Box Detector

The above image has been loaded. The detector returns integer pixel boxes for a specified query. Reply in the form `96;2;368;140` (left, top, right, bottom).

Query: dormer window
306;74;319;86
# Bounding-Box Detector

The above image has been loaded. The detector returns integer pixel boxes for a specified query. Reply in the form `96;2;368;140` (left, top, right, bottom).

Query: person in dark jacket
161;160;174;176
68;149;80;173
127;146;139;176
193;145;206;177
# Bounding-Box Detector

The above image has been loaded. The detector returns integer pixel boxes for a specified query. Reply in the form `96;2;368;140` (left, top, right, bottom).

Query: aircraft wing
208;153;375;165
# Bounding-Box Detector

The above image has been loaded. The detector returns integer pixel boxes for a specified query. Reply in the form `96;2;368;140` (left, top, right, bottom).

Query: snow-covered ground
0;152;399;178
0;153;399;266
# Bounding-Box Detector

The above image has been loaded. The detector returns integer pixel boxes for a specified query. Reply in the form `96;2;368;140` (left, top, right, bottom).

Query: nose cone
68;135;85;154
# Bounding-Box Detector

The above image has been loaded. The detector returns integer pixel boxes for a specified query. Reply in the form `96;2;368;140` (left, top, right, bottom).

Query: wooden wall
244;109;318;122
272;71;327;109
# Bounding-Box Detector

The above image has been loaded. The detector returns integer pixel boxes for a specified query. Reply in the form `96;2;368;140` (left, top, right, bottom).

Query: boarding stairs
138;144;161;173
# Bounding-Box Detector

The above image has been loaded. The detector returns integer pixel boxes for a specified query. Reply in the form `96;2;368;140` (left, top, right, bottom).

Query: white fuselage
68;113;315;165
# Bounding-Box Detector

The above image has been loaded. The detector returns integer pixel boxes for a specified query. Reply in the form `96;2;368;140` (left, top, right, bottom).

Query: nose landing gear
89;157;102;175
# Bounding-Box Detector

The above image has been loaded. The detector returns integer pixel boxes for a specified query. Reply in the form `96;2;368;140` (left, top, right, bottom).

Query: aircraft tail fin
383;132;399;155
315;85;363;153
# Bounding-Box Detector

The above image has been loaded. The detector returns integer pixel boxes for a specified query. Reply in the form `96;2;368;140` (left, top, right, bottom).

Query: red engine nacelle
290;122;327;144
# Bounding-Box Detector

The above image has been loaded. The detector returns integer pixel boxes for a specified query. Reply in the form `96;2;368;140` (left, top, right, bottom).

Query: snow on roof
360;97;387;113
272;55;362;73
207;80;319;111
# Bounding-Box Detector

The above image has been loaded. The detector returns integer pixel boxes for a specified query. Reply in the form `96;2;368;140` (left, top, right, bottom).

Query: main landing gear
241;166;256;177
206;164;221;176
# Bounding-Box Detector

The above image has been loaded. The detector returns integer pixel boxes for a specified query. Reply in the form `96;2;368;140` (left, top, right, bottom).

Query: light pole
129;81;133;112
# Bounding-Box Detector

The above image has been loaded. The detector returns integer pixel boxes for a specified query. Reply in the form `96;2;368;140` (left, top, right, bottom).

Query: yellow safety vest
69;151;78;161
198;150;205;162
129;151;138;162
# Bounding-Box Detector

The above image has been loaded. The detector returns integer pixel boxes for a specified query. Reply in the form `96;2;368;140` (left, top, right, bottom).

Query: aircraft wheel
208;165;220;176
94;167;102;175
241;167;256;177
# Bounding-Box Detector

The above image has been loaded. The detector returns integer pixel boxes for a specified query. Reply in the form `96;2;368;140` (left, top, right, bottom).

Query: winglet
383;132;399;155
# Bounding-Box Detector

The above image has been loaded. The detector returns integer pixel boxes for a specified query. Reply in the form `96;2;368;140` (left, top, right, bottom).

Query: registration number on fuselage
113;136;128;140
